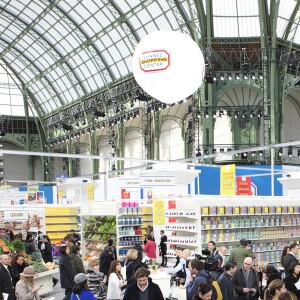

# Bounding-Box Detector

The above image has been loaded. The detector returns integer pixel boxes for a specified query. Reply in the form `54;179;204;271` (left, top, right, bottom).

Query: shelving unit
45;207;80;243
163;200;200;261
81;215;116;260
159;195;300;267
117;201;143;257
0;207;45;237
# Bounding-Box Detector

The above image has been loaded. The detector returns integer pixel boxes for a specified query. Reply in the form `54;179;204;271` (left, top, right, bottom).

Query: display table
35;268;59;295
149;270;187;300
150;270;171;298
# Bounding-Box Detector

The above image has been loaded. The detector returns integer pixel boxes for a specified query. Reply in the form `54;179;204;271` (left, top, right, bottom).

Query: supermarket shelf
216;236;300;244
201;213;299;217
119;235;143;238
165;215;197;220
118;224;143;227
83;231;116;234
85;238;110;242
201;224;299;230
165;229;198;233
46;215;78;217
165;242;198;247
119;214;141;217
46;222;79;225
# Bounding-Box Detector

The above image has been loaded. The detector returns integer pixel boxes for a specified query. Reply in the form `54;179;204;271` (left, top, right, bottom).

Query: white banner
4;211;29;221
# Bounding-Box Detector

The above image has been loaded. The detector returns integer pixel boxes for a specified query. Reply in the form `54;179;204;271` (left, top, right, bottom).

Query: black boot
52;277;59;287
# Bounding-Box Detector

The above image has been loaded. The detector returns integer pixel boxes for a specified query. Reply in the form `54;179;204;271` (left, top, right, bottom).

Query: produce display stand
35;268;59;295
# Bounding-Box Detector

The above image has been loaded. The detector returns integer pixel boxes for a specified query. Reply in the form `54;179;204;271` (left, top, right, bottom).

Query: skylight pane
291;27;300;45
115;1;131;12
279;0;295;19
237;0;259;16
116;60;129;77
277;18;289;38
129;15;143;28
238;17;260;37
213;0;237;16
214;17;239;37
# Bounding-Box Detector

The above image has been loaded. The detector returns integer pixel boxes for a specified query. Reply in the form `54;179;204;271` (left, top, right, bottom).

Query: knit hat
74;273;87;284
20;266;38;277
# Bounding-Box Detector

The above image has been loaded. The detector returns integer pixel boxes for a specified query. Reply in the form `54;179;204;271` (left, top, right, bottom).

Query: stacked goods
82;216;116;261
0;239;25;255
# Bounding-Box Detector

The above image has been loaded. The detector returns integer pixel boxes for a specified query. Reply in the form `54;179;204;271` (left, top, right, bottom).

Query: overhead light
243;73;248;80
251;151;256;157
288;147;293;157
251;73;256;80
257;110;263;118
219;110;224;118
205;109;209;118
227;111;232;118
278;148;283;156
94;110;106;118
258;73;263;80
204;149;209;155
234;111;240;118
213;75;217;81
220;74;224;81
62;124;73;131
195;149;202;157
186;105;193;114
235;73;240;80
212;111;217;118
250;110;255;117
259;150;264;157
227;73;232;80
204;73;214;84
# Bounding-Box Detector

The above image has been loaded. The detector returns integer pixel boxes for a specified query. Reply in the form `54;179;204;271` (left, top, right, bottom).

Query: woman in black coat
284;261;300;300
59;245;75;300
10;254;28;286
40;235;53;263
99;246;114;276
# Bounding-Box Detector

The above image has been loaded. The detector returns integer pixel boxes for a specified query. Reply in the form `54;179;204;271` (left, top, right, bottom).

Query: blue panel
194;165;283;196
38;185;54;204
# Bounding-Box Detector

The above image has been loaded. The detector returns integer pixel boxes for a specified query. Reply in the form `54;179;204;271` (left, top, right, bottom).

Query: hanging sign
4;211;28;221
153;199;165;225
236;176;252;196
220;164;236;195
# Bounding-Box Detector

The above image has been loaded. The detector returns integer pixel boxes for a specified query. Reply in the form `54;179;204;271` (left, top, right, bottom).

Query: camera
240;239;252;246
194;250;218;272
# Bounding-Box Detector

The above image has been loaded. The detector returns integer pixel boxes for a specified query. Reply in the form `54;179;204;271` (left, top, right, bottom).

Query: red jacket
144;240;157;258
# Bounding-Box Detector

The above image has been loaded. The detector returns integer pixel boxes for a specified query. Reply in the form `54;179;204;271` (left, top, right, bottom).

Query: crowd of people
1;227;300;300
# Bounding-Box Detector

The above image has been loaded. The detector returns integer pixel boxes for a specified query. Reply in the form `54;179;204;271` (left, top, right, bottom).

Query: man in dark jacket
123;267;164;300
99;246;114;276
218;261;237;300
0;254;15;300
158;230;167;267
283;242;299;274
232;257;259;300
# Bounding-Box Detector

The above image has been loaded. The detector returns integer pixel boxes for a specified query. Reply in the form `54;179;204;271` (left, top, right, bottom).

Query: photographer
228;239;255;268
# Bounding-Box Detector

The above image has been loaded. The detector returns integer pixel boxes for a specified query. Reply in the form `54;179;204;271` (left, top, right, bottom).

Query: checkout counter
149;269;187;300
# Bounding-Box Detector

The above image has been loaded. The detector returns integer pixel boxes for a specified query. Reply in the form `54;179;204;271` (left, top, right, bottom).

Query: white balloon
132;30;205;104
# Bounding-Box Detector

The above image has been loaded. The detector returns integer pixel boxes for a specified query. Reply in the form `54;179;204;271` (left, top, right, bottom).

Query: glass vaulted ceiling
0;0;300;119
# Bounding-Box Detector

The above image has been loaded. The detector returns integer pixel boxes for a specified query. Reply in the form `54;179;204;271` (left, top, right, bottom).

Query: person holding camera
232;257;259;300
228;239;255;268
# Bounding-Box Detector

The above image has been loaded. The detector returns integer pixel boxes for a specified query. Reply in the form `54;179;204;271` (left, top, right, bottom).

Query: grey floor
42;271;65;300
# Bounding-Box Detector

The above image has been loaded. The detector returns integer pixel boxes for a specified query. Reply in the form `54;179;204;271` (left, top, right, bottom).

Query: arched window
124;130;143;175
159;120;184;161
